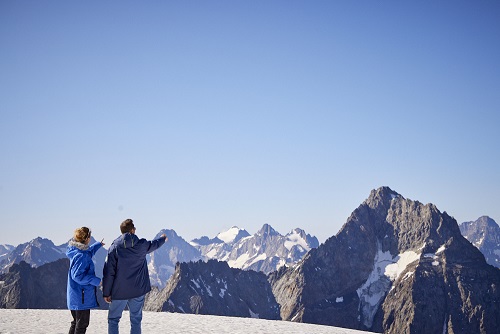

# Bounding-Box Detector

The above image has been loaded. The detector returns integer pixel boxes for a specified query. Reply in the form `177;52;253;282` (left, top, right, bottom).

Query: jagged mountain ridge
0;237;65;273
147;229;202;288
0;259;107;309
0;224;318;288
0;237;107;279
459;216;500;268
0;245;14;257
191;224;319;275
144;259;280;320
0;259;70;309
269;187;500;333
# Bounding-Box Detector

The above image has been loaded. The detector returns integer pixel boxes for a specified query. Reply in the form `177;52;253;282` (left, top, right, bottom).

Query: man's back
103;233;165;300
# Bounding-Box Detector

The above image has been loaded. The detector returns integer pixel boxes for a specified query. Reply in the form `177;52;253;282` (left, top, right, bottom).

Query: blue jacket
66;240;102;310
102;233;165;300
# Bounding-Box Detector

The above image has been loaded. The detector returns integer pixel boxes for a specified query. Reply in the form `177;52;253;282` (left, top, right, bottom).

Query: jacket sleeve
102;248;117;297
88;241;102;256
70;253;101;287
143;236;166;254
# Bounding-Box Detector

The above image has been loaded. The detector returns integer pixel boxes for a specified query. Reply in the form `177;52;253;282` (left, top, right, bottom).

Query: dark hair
120;219;135;234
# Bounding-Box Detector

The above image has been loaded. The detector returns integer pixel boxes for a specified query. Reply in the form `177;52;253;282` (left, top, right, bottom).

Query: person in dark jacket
66;227;104;334
102;218;167;334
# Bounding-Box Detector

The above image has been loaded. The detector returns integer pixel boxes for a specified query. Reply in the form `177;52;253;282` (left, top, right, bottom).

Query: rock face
144;259;280;320
0;259;69;308
0;258;108;310
147;229;202;288
460;216;500;268
0;245;14;257
192;225;319;275
269;187;500;334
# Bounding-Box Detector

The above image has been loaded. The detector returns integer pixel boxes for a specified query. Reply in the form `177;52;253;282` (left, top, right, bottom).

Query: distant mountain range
0;224;320;287
191;225;319;275
0;237;107;279
1;215;496;280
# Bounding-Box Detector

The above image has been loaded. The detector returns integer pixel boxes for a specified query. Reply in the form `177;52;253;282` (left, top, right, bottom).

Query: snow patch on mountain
217;227;245;244
284;229;311;251
357;242;421;328
193;225;319;275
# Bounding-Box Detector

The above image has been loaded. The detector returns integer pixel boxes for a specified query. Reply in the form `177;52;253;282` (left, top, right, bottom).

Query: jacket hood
66;239;89;259
116;233;140;249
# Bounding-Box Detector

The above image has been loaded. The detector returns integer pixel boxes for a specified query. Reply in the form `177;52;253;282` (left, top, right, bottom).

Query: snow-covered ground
0;309;372;333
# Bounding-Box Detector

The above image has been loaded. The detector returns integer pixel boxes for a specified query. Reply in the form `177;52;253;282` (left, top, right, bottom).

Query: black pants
69;309;90;334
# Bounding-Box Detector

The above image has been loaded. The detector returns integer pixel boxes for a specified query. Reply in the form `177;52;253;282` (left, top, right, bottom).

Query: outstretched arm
145;234;167;254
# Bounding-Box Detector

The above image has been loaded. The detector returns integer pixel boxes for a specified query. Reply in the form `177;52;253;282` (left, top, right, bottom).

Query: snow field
0;309;372;334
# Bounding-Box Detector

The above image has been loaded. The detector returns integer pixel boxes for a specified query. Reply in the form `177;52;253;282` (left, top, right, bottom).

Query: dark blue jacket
102;233;165;300
66;240;102;310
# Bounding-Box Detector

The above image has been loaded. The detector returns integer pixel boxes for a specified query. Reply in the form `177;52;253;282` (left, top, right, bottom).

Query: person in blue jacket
102;218;167;334
66;227;104;334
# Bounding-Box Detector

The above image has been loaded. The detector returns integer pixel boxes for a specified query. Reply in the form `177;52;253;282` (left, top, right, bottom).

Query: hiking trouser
108;295;145;334
69;309;90;334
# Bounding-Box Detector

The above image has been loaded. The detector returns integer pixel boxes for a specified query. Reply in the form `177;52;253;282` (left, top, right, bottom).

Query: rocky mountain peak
145;259;280;319
364;186;401;210
270;187;500;333
257;224;278;238
459;216;500;268
216;226;250;244
148;229;202;288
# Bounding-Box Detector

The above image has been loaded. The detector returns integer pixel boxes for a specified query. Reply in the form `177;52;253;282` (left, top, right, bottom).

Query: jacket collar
68;239;89;251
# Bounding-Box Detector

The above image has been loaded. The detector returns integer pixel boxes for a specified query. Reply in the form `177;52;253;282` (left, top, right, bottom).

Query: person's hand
100;239;105;246
161;234;168;242
104;296;112;303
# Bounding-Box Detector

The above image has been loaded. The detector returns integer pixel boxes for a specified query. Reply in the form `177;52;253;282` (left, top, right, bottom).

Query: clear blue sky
1;1;499;246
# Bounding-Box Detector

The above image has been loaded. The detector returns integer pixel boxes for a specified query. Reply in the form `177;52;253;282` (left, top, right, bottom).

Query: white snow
432;261;440;266
474;236;485;248
402;271;414;281
442;314;448;334
436;245;446;254
204;281;213;297
190;279;201;289
249;309;259;318
357;244;420;329
0;309;372;334
217;227;243;244
205;248;218;258
228;253;250;268
248;253;267;266
336;297;344;303
284;230;310;251
384;250;419;280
